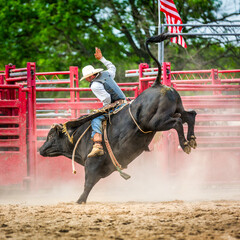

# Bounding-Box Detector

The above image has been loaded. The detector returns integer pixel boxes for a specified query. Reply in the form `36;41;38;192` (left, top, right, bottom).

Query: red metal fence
0;62;240;189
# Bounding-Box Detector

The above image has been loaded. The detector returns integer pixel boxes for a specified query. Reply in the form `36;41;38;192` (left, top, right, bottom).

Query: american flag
160;0;187;48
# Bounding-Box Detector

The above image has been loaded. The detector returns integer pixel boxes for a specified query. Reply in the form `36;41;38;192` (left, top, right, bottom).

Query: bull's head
39;124;65;157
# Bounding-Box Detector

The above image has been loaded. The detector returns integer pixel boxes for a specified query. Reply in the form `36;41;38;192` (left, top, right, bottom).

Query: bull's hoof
189;136;197;149
183;142;191;154
189;139;197;149
76;199;86;204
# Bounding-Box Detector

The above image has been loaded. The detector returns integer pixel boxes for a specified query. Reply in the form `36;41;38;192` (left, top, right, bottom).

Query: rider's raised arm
100;57;116;79
95;47;116;79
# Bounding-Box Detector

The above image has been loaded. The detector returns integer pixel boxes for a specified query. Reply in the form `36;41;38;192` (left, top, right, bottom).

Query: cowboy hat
80;65;103;81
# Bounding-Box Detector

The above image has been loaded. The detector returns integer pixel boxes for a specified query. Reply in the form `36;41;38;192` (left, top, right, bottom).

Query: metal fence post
0;75;4;99
70;66;78;118
211;68;221;95
27;62;37;188
139;63;149;94
162;62;171;86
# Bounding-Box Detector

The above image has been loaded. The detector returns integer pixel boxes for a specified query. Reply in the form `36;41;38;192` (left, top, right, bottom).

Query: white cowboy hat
80;65;103;81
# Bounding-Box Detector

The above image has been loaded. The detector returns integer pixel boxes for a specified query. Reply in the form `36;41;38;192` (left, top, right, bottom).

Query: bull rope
128;102;152;134
72;124;91;174
103;120;131;180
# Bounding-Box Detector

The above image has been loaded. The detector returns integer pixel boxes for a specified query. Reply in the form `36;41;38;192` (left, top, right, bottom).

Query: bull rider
80;47;126;158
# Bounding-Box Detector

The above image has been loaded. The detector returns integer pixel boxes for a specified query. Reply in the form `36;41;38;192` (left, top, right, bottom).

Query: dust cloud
89;150;240;203
1;147;239;205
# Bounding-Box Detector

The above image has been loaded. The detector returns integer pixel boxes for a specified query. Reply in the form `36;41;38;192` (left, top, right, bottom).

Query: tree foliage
0;0;239;82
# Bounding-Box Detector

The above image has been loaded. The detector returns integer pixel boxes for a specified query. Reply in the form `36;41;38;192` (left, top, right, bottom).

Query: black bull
39;33;197;204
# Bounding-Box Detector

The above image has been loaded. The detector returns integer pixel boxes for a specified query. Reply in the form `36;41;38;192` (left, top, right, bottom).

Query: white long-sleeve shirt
91;57;116;106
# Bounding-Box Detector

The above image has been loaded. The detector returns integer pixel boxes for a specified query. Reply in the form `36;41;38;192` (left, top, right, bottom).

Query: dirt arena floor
0;200;239;240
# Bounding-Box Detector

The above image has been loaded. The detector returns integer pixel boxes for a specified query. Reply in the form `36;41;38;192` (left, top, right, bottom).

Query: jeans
91;115;107;138
91;103;125;138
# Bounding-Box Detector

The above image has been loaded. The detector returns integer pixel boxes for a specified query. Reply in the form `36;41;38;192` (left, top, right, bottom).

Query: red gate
0;85;27;187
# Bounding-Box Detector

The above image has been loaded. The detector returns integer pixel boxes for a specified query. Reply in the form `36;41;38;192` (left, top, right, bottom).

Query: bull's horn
51;123;63;130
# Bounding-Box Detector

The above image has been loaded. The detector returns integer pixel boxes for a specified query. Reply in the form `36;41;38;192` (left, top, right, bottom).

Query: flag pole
158;0;164;64
158;0;161;63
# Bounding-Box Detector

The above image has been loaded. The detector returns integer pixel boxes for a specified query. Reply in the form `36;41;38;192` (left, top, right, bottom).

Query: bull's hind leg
76;158;103;204
158;117;191;154
172;117;191;154
180;110;197;149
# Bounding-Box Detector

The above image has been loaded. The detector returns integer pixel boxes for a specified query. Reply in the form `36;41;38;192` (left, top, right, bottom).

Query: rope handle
103;121;122;169
103;121;131;180
128;103;152;134
72;124;91;174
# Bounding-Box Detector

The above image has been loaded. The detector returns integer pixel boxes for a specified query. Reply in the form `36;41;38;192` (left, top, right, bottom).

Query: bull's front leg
76;157;104;204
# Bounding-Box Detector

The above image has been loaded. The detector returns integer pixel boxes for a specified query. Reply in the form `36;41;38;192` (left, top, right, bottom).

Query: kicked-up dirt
0;200;239;240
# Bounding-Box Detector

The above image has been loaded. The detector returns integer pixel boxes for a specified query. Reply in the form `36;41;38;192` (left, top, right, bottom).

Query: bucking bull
39;33;197;204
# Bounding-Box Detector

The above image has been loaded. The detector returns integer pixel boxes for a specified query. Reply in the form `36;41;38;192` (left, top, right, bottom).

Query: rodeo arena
0;6;240;240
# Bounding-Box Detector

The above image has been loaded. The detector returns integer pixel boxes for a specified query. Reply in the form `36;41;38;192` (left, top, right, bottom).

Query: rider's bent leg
88;115;106;158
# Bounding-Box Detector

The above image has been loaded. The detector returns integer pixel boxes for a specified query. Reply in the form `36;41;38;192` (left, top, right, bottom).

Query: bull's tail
145;33;178;85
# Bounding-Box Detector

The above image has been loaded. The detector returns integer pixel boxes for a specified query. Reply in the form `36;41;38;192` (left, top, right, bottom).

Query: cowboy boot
87;133;104;158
